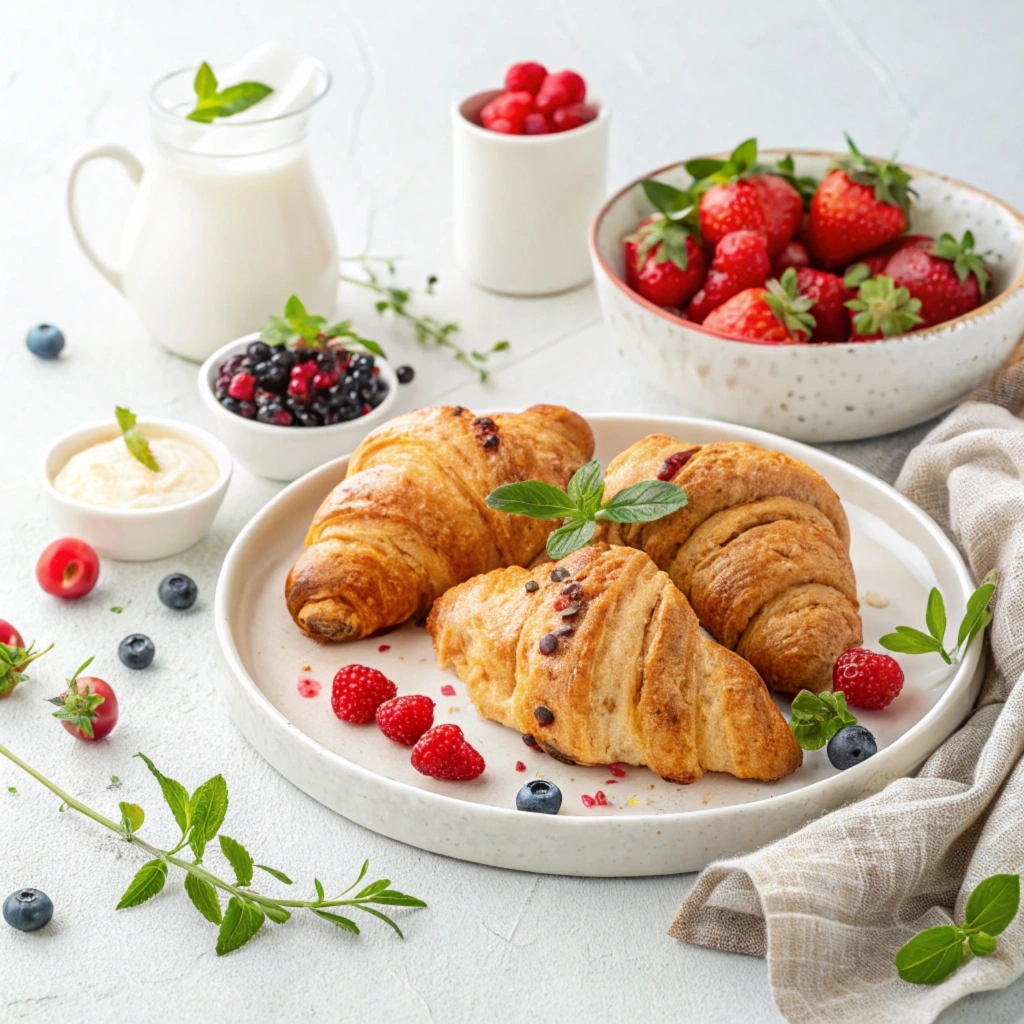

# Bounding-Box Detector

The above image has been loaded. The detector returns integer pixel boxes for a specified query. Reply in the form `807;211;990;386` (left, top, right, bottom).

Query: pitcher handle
66;141;144;294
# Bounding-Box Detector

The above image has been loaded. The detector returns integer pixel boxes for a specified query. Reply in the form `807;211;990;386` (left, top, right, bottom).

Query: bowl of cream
42;418;233;561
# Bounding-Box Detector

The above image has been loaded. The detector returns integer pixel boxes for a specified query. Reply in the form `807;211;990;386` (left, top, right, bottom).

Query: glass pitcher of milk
66;46;339;362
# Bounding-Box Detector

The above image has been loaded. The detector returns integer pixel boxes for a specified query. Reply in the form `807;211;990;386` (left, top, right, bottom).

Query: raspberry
376;694;435;746
523;112;550;135
504;61;547;95
535;70;586;113
410;724;485;781
551;103;596;132
594;790;608;807
491;90;533;123
330;664;397;723
832;647;904;710
515;760;527;772
581;794;596;808
440;684;455;697
228;372;255;402
488;117;521;135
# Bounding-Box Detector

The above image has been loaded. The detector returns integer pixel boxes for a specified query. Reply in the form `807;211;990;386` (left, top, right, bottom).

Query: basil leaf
116;858;168;910
895;925;966;985
216;897;265;955
957;575;998;650
485;481;580;520
312;909;360;933
184;872;223;925
119;801;145;834
641;179;693;216
189;775;229;862
546;519;596;560
925;587;946;644
218;835;254;887
965;873;1020;936
255;864;293;885
968;931;998;957
135;753;191;835
567;459;603;507
598;480;688;523
115;405;159;472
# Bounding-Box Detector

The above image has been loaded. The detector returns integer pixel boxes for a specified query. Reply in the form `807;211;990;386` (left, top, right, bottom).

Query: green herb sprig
879;573;997;664
629;180;700;272
0;640;52;698
0;742;425;955
788;689;858;750
260;295;386;358
187;62;273;124
895;874;1020;985
486;459;688;560
340;257;509;382
116;406;159;472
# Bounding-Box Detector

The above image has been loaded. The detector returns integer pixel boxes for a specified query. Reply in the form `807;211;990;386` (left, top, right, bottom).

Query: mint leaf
187;63;273;124
218;835;254;887
956;572;998;652
485;481;580;520
189;775;229;862
566;459;603;508
115;405;159;472
895;925;966;985
597;480;688;523
119;801;145;834
355;879;391;899
216;896;265;955
135;753;191;835
184;872;223;925
965;873;1020;936
925;588;946;644
546;519;596;560
968;932;998;957
789;689;857;750
314;878;325;904
352;903;405;937
116;858;168;910
879;627;946;658
255;864;293;885
312;908;360;933
193;61;217;101
263;903;291;924
363;890;428;908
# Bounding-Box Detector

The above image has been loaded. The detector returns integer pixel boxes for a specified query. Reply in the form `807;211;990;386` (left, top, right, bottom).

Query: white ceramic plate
214;414;983;876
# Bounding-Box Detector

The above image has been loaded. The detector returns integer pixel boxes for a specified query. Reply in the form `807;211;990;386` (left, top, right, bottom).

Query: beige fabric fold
669;340;1024;1024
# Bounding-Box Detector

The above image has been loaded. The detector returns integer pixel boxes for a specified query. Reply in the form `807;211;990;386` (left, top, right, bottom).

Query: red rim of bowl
589;149;1024;347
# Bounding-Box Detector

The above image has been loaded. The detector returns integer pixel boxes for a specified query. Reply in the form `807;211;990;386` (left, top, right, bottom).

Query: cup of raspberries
453;61;609;296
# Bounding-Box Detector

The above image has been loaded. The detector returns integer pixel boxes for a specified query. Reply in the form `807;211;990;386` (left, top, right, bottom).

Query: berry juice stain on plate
296;673;321;699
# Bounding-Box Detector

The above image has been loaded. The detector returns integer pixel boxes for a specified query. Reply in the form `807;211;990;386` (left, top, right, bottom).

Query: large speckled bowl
590;151;1024;442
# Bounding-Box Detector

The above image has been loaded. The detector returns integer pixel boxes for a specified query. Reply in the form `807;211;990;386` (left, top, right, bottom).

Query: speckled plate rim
213;413;982;875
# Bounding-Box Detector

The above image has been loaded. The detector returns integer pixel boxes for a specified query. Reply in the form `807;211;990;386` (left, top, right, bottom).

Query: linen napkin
669;339;1024;1024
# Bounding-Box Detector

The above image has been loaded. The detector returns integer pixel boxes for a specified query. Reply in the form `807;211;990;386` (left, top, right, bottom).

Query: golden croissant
600;436;862;695
285;404;594;642
427;543;802;783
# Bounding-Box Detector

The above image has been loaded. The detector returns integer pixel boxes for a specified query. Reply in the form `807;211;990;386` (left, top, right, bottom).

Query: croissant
601;436;862;695
285;404;594;642
427;543;802;783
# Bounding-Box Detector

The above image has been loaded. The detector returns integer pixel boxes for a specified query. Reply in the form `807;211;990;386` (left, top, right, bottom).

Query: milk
67;45;339;362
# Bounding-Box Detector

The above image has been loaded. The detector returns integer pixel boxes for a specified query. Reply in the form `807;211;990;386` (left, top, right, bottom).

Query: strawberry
624;182;705;308
376;694;435;746
687;229;770;323
773;239;811;276
843;274;923;341
687;139;803;255
807;135;916;268
702;267;816;344
410;724;486;781
882;230;991;327
795;267;852;342
844;235;932;280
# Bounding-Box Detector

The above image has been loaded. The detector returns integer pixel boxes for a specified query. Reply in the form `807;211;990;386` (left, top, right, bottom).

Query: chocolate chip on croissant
285;404;594;642
427;543;802;784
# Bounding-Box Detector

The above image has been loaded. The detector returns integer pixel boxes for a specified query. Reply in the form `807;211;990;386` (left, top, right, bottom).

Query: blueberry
246;340;272;362
315;349;337;371
270;348;295;370
396;365;414;384
238;401;256;419
516;780;562;815
4;889;53;932
295;410;321;428
118;633;155;670
220;396;242;415
827;725;877;771
159;573;198;610
25;324;65;360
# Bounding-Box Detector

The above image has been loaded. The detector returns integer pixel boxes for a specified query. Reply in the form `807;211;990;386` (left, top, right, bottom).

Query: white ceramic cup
452;90;609;296
41;418;233;562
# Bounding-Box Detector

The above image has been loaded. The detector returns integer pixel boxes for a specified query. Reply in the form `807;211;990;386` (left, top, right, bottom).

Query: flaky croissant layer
428;544;802;784
285;404;594;642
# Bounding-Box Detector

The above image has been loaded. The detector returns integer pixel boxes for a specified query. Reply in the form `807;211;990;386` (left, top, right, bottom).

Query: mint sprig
788;689;858;750
879;572;997;664
895;874;1020;985
0;640;53;698
186;62;273;124
115;406;159;472
260;294;386;358
485;458;688;560
0;742;425;955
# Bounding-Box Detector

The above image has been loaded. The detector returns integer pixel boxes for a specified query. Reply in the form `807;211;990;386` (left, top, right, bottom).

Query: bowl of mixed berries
199;296;404;481
590;137;1024;443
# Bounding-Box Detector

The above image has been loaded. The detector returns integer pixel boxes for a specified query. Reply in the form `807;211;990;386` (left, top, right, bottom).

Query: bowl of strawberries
590;137;1024;442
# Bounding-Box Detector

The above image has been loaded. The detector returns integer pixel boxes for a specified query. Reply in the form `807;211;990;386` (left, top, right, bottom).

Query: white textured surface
2;1;1024;1021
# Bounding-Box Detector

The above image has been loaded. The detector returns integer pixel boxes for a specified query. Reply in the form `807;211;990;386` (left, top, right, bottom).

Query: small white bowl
41;418;232;562
590;150;1024;442
198;333;399;481
452;89;609;295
